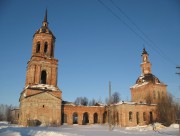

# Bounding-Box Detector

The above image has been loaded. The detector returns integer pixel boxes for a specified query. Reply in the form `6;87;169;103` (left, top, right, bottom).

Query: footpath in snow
0;122;179;136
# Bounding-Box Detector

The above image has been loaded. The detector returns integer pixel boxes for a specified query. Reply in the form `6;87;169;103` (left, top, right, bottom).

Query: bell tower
25;9;57;86
141;48;152;75
19;10;62;126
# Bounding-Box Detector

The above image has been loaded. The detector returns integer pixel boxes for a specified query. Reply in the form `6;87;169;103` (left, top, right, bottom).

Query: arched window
36;42;40;53
40;70;47;84
62;113;67;124
143;112;146;121
136;112;139;124
103;112;107;124
129;111;132;122
149;112;153;123
51;44;54;57
44;42;48;53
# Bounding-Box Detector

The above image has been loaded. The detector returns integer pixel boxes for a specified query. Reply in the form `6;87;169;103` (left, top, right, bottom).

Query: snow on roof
115;101;156;106
26;84;59;91
130;82;149;88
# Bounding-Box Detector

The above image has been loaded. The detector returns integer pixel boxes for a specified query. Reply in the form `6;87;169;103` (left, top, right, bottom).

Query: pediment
27;92;60;101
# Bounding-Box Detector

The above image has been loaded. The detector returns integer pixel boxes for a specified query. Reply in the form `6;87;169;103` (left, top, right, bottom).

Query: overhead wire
109;0;177;67
97;0;177;67
111;0;180;99
97;0;180;101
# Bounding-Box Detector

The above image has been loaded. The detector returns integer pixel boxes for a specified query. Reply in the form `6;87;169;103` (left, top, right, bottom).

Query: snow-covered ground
0;122;179;136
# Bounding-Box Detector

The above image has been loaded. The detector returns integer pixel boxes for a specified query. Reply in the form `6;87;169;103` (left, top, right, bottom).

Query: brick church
16;11;167;127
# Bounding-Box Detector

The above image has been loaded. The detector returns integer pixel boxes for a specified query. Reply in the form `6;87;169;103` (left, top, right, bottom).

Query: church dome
136;73;160;84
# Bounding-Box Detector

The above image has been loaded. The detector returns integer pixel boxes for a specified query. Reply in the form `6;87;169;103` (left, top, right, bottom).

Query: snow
170;124;179;129
130;82;149;88
115;101;156;106
25;84;59;91
0;122;179;136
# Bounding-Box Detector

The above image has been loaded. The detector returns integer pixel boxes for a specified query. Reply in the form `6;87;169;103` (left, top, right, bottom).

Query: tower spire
44;8;47;22
42;9;48;27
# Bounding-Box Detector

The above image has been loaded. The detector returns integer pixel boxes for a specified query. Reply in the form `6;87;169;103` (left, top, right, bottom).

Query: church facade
17;11;167;127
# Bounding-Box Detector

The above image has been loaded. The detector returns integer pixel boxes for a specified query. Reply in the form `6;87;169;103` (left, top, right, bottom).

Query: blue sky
0;0;180;106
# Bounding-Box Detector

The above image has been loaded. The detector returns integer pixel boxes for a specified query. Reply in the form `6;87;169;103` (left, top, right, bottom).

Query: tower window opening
36;42;40;53
51;44;54;57
40;70;47;84
44;42;48;53
129;111;132;122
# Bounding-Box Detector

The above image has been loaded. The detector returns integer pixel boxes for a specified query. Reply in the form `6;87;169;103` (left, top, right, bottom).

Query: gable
27;92;60;101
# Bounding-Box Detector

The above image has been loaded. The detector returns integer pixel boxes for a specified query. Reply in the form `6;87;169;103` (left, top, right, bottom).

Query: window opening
44;42;48;53
143;112;146;121
129;112;132;122
40;70;47;84
36;42;40;53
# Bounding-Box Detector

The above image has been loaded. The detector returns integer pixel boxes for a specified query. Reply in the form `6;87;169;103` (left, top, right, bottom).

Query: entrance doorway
82;112;89;125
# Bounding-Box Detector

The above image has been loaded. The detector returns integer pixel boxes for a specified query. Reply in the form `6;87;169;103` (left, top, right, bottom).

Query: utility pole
176;66;180;136
108;81;112;131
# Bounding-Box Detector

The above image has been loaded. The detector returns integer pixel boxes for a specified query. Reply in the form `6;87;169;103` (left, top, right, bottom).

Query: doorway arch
150;111;153;123
103;111;107;123
73;112;78;124
94;113;98;124
82;112;89;125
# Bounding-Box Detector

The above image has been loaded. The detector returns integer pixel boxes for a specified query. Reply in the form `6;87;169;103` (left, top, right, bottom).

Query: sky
0;0;180;106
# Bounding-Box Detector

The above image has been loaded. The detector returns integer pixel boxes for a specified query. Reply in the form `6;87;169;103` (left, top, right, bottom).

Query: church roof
33;9;55;39
135;73;161;84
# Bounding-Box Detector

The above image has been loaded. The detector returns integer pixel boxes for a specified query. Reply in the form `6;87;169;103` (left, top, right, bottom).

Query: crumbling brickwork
17;12;166;127
19;11;62;126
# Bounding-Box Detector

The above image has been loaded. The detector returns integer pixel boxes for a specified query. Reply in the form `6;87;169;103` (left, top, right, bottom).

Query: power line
97;0;177;66
109;0;177;66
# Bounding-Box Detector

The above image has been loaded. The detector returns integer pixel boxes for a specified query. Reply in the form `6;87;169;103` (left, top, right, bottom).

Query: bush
27;119;41;126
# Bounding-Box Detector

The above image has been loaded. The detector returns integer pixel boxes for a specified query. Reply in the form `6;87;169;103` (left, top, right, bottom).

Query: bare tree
6;105;13;123
81;97;88;106
105;97;109;105
157;93;176;126
89;98;96;106
111;92;120;104
0;104;15;122
0;112;3;121
74;97;82;105
74;97;89;106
